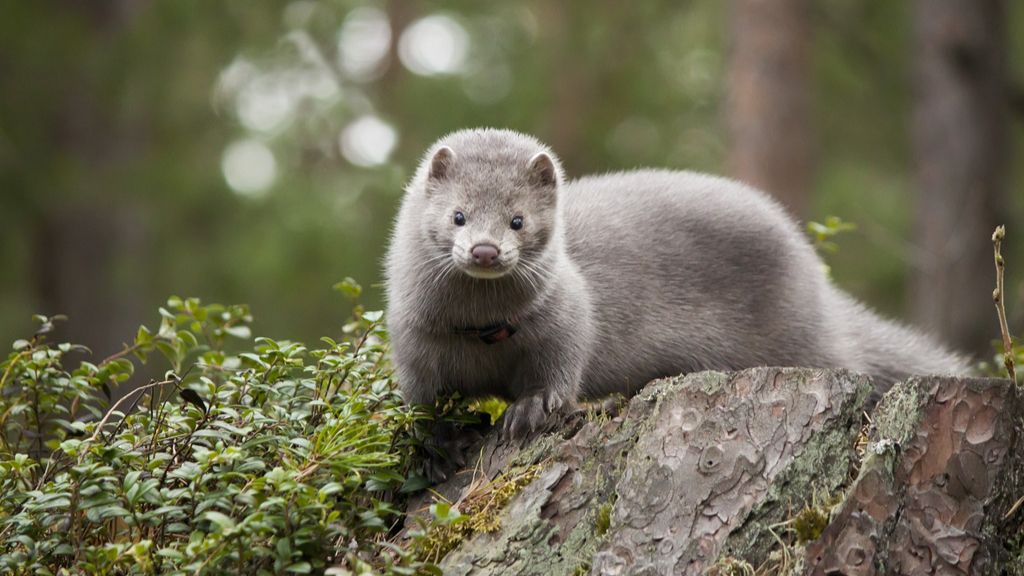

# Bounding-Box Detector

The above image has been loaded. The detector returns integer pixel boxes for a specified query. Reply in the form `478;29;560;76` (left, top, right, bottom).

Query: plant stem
992;225;1017;384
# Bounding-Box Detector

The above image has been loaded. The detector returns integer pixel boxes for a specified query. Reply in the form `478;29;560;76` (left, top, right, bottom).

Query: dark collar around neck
451;320;518;345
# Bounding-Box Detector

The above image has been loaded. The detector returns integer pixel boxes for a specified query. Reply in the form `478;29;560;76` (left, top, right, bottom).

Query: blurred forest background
1;0;1022;364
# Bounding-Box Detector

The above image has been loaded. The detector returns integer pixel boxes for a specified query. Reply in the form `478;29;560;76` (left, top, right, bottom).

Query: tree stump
406;368;1023;575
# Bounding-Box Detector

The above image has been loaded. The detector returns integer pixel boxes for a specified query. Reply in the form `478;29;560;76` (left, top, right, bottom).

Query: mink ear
527;152;559;189
428;146;456;182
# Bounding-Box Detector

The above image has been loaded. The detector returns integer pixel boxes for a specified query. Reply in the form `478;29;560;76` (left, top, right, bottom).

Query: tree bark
726;0;813;218
407;369;1023;575
909;0;1008;355
806;376;1023;575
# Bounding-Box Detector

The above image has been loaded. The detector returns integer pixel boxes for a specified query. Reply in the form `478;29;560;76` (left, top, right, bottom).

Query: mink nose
470;244;500;268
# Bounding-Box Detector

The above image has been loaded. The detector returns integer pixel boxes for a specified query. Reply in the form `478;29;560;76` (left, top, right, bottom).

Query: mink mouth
460;264;512;280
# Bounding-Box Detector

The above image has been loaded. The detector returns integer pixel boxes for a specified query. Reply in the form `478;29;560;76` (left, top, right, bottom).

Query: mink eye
510;216;523;230
453;211;466;226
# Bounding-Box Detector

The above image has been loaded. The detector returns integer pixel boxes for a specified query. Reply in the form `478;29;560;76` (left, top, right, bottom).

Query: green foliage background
2;1;1022;355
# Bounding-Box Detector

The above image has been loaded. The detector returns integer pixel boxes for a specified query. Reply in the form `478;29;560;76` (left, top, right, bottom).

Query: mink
385;128;967;440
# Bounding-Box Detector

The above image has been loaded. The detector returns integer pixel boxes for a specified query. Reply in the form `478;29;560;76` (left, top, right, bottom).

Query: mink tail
828;287;971;397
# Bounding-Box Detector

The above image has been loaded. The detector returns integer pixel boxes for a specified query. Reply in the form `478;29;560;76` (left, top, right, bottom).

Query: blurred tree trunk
29;0;149;361
375;0;416;107
539;0;589;174
31;206;147;361
726;0;813;218
909;0;1007;355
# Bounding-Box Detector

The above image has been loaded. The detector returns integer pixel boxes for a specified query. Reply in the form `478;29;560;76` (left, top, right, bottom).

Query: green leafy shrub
0;287;446;575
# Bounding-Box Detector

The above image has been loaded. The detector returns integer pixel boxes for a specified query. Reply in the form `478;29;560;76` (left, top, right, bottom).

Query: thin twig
1004;493;1024;520
992;226;1017;384
98;340;150;367
87;378;176;443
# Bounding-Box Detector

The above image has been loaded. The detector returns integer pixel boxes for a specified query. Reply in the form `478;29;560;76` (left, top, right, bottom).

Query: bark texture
909;0;1008;355
806;376;1024;575
408;369;1023;575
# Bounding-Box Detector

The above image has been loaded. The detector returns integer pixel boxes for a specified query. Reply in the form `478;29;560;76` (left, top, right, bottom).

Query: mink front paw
500;391;567;441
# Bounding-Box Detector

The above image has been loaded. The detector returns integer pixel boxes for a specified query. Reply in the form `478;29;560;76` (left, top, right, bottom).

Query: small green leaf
59;439;82;456
318;482;344;499
203;511;236;532
99;506;130;519
332;277;362;300
177;329;199;349
276;536;292;558
156;548;185;560
429;501;462;525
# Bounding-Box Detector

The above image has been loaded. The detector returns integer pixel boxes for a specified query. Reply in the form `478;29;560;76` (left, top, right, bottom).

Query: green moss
416;464;542;564
705;556;755;576
791;505;830;543
572;563;591;576
595;501;613;536
582;394;627;425
468;396;508;426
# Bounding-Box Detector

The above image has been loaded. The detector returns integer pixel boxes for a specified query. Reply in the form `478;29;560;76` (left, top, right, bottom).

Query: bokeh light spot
398;14;469;76
236;75;295;133
340;115;398;167
338;7;392;81
222;139;277;196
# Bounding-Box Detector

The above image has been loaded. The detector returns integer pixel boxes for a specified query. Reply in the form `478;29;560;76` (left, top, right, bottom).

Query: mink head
414;129;564;280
